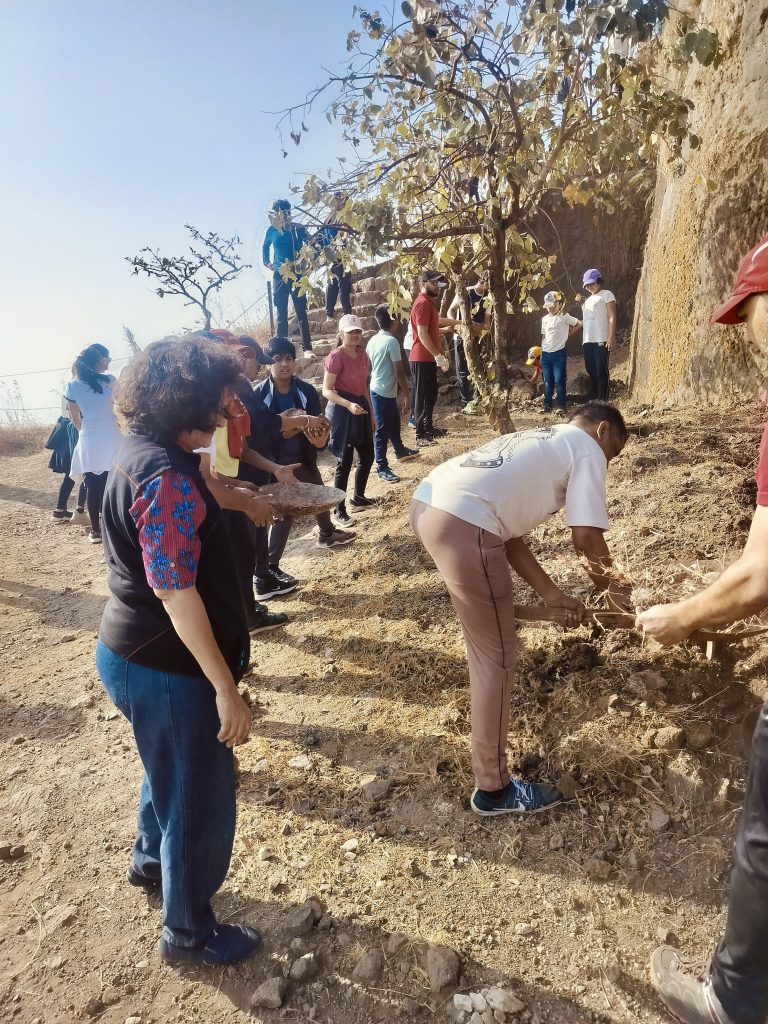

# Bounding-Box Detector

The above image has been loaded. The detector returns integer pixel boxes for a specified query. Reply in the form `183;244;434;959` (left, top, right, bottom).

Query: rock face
630;0;768;405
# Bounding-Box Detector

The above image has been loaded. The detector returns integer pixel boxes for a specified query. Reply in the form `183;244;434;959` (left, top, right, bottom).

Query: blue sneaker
408;415;416;428
158;923;262;965
377;467;400;483
470;779;563;817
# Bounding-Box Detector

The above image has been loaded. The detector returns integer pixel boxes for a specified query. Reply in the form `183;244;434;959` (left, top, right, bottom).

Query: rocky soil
1;383;767;1024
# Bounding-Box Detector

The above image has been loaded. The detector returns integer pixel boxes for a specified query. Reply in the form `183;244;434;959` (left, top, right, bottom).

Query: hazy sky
1;0;361;418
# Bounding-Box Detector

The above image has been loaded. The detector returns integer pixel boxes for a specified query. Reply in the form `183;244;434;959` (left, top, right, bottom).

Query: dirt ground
2;384;768;1024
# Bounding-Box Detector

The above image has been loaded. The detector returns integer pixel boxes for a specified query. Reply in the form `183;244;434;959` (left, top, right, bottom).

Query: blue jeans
96;641;236;948
540;349;567;411
371;391;407;469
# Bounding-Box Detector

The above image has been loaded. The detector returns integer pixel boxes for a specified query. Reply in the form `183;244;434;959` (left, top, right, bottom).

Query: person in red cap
638;235;768;1024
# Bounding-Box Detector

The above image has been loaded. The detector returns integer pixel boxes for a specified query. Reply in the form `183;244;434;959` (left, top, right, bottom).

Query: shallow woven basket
256;481;346;517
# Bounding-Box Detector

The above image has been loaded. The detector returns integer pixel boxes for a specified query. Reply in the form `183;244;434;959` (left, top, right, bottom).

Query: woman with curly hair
96;335;271;966
65;343;123;542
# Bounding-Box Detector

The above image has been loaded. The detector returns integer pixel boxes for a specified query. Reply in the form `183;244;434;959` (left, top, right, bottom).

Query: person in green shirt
366;306;419;483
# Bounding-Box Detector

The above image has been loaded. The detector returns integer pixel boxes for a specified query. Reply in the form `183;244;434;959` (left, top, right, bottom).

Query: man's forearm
671;556;768;631
505;538;560;601
156;586;236;695
417;326;441;358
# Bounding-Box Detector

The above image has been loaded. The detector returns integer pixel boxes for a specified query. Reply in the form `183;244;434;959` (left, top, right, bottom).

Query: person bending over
410;402;631;816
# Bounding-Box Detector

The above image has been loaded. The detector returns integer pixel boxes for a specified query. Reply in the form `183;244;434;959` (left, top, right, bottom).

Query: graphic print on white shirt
460;427;557;469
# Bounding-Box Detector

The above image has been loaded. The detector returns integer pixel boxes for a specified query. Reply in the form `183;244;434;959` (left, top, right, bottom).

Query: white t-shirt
582;289;616;345
412;424;609;541
541;312;580;353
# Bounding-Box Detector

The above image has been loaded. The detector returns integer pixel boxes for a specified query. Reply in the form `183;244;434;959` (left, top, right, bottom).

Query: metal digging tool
513;606;768;660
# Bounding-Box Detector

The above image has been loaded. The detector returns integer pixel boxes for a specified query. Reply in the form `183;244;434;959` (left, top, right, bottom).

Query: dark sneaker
431;426;448;437
127;864;162;891
555;408;566;417
248;608;289;634
333;505;354;528
269;566;297;589
52;508;73;520
349;495;377;510
317;529;356;549
470;779;563;817
377;468;400;483
254;571;297;601
416;436;437;448
158;924;262;966
395;447;420;462
650;947;732;1024
542;407;553;414
88;530;102;545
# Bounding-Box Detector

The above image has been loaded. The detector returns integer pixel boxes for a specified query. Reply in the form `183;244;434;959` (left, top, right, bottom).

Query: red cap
209;328;237;343
711;237;768;325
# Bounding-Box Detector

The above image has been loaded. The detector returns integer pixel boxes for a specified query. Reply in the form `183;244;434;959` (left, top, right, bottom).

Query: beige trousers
410;499;515;792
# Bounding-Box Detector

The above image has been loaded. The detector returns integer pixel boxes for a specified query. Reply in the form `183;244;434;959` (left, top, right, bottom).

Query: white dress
64;375;123;477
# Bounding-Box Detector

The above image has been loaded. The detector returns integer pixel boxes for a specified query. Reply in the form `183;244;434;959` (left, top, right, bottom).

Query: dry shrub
0;424;50;457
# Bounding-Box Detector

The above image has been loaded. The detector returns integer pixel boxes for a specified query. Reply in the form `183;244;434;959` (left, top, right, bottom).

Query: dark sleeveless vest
98;432;249;680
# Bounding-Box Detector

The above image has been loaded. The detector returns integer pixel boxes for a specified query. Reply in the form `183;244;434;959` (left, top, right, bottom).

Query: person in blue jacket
262;199;313;352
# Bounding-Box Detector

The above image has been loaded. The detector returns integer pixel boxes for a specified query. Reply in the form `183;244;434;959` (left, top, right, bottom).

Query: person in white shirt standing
581;269;617;401
410;401;631;816
540;290;582;416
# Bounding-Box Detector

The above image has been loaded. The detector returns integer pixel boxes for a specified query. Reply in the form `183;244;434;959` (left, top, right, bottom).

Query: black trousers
334;441;374;506
326;263;352;317
583;343;609;401
222;510;258;623
273;273;312;350
268;461;334;565
453;335;474;406
56;476;87;511
83;472;107;532
711;702;768;1023
410;361;438;439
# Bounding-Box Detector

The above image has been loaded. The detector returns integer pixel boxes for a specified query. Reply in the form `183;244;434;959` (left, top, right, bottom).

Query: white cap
338;313;363;332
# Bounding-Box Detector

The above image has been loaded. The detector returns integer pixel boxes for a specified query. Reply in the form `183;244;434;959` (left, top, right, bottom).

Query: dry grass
0;423;51;457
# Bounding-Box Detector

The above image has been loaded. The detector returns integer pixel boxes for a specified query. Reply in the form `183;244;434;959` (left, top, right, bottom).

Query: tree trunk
203;308;212;331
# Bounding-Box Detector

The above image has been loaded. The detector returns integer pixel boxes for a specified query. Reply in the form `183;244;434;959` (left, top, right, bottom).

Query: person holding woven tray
254;335;356;556
638;236;768;1024
322;313;377;529
410;401;631;817
96;336;271;966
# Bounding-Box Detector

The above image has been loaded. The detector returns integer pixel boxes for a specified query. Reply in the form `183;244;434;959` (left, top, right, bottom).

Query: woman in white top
65;343;123;543
581;269;617;401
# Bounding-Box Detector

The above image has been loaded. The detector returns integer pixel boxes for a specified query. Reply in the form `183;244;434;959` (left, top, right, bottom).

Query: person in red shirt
637;236;768;1024
409;270;457;446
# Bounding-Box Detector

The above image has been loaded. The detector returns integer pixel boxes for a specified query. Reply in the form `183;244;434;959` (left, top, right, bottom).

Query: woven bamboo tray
256;481;346;517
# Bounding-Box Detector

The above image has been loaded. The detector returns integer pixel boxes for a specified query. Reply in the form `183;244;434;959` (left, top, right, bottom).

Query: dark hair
115;336;242;443
272;198;291;212
264;336;296;361
375;306;393;330
569;401;628;440
74;343;110;394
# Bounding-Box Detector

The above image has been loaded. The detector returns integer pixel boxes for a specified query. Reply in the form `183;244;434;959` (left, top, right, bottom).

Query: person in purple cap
581;269;616;400
638;235;768;1024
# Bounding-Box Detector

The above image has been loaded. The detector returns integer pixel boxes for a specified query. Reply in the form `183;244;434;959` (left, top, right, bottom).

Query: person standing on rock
409;270;457;447
410;401;631;815
581;269;616;401
638;236;768;1024
96;336;268;966
263;199;313;353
